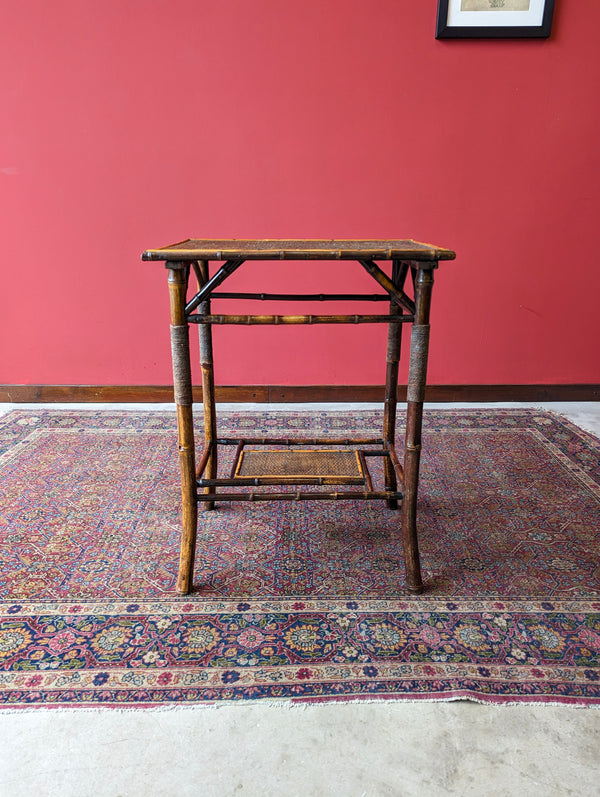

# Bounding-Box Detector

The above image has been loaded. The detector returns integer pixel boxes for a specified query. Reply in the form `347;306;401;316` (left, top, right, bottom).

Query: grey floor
1;402;599;797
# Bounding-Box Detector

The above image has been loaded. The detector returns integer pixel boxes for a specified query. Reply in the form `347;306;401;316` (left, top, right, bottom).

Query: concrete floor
0;402;599;797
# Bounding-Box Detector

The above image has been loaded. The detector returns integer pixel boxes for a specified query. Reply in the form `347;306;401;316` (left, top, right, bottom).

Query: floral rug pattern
0;408;599;707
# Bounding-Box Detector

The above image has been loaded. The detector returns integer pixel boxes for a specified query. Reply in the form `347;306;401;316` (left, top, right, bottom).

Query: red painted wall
1;0;599;387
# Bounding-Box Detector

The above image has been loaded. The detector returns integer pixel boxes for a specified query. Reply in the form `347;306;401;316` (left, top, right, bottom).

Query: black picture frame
436;0;555;39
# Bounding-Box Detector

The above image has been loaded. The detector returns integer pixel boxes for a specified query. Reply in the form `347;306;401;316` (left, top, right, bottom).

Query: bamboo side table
142;240;455;595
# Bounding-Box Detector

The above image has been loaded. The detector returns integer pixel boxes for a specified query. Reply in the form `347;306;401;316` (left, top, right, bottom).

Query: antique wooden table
142;239;455;595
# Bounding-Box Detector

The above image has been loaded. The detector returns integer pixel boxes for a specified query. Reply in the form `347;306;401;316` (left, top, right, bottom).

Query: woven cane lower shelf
236;449;363;480
196;440;404;502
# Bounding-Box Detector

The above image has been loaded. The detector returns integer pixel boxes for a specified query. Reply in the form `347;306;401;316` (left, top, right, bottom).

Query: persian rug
0;408;599;708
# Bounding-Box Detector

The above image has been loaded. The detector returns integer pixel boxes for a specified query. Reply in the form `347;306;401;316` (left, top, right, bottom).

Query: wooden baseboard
1;384;598;403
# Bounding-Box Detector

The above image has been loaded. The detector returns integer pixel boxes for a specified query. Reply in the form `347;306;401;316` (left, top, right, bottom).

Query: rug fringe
0;695;597;714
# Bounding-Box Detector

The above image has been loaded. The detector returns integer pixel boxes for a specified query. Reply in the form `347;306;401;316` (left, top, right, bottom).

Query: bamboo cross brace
358;259;416;314
184;259;245;314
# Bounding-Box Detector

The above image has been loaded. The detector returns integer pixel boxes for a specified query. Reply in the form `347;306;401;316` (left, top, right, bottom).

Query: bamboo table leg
167;262;198;595
401;264;436;593
383;260;408;510
196;260;218;510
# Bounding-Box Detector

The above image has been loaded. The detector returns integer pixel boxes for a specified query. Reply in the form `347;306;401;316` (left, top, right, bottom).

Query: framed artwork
436;0;555;39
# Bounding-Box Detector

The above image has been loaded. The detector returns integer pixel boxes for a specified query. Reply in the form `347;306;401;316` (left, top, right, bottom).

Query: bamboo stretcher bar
198;476;366;487
187;313;415;325
210;292;391;302
216;437;384;446
196;490;403;502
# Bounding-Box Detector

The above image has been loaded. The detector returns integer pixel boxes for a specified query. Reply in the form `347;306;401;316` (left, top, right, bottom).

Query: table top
142;239;456;262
